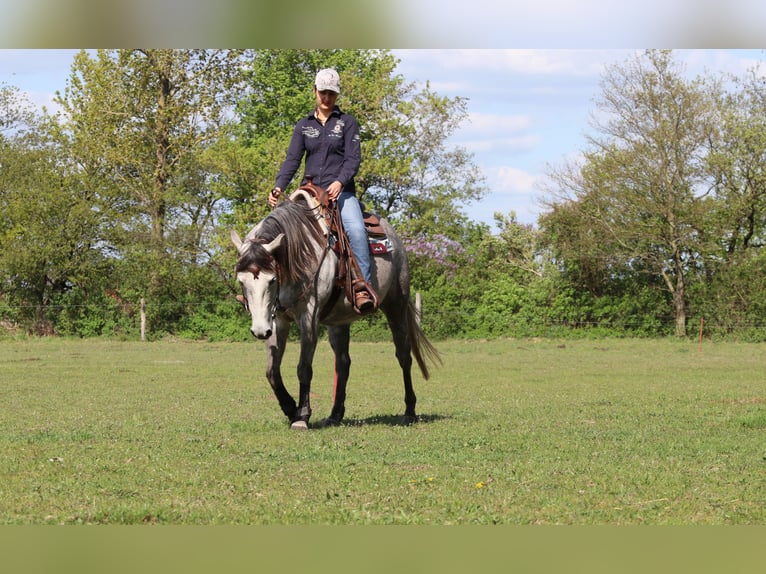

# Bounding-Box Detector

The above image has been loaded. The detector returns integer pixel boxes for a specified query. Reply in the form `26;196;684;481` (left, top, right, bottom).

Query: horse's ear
230;229;243;249
264;233;284;254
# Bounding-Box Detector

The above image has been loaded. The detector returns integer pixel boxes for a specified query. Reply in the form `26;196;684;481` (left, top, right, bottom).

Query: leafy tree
694;63;766;335
542;50;716;336
1;83;35;136
706;65;766;257
1;86;104;334
55;49;247;334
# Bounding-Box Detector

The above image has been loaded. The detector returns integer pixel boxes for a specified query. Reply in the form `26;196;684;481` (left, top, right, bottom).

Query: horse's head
231;229;284;339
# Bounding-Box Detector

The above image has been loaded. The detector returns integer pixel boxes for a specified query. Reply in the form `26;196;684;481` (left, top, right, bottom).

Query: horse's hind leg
384;305;417;424
323;325;351;426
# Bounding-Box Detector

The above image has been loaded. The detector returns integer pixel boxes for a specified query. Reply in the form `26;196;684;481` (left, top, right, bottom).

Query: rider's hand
268;187;281;208
327;181;342;201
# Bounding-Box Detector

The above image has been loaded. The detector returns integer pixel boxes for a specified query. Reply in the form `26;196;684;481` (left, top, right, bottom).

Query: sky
2;49;765;229
392;49;766;226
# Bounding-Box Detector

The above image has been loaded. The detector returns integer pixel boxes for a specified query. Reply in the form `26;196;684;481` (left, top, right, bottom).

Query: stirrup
353;280;378;315
354;291;375;314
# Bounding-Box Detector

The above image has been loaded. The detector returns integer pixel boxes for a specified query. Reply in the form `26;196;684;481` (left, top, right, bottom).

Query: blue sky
2;49;765;228
392;49;766;226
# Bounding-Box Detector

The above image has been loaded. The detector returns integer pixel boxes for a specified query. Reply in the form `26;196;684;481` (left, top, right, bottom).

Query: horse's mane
236;200;326;284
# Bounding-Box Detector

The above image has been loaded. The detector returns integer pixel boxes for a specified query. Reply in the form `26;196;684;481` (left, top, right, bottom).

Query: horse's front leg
265;317;298;422
292;314;320;430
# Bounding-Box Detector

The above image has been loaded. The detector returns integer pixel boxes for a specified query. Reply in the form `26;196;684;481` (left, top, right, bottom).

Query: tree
543;50;716;336
706;65;766;257
55;49;247;333
1;83;34;136
693;63;766;335
487;211;544;281
1;86;104;334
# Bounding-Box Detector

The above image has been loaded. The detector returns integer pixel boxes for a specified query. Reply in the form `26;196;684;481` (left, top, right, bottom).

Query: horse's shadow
321;413;448;428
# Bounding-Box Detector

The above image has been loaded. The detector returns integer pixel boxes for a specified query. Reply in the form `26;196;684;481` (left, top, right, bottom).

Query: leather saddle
295;180;386;237
290;179;381;314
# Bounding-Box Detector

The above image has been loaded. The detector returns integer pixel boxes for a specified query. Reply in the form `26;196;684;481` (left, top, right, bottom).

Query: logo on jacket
330;121;344;137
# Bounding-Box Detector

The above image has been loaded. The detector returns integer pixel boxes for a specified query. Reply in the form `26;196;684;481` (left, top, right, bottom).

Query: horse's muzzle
251;328;272;340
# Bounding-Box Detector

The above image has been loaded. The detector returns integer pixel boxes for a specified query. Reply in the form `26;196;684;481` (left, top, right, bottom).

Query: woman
269;68;375;314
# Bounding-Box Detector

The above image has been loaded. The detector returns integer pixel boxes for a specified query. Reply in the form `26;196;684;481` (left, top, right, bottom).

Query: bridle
236;239;283;320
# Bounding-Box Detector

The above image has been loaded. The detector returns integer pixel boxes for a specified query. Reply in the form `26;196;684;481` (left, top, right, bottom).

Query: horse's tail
407;299;442;380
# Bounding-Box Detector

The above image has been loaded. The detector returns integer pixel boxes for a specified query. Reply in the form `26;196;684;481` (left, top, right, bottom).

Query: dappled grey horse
231;195;439;429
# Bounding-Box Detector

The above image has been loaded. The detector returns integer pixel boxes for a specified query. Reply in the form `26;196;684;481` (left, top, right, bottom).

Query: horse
230;194;440;430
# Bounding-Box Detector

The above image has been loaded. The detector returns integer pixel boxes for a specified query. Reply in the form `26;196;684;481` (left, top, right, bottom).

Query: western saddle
289;179;382;315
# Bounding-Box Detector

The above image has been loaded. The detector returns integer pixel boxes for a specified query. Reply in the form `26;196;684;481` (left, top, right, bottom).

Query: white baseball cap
315;68;341;93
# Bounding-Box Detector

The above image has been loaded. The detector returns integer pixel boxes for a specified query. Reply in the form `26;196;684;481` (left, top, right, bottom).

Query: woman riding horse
232;198;440;429
268;67;376;315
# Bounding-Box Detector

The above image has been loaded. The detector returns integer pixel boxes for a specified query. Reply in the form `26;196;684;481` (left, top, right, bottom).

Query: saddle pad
369;237;393;255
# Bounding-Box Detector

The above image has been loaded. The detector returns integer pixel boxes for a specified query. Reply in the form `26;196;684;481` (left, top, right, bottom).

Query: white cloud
396;49;631;79
678;49;766;79
452;111;540;155
460;135;542;156
465;111;530;133
447;50;629;77
488;166;540;196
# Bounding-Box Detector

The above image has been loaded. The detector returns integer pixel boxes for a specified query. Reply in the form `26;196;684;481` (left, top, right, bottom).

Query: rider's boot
353;280;376;315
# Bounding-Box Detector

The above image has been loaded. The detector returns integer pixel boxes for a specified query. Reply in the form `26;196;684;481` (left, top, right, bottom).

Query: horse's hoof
290;420;309;430
402;415;418;426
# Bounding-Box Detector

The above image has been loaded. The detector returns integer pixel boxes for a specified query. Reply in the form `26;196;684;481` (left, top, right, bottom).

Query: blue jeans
337;191;371;283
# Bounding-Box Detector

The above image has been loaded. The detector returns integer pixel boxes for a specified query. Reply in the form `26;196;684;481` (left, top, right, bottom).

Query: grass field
1;336;764;525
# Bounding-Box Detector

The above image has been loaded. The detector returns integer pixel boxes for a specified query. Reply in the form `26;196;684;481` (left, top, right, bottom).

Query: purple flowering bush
401;233;465;282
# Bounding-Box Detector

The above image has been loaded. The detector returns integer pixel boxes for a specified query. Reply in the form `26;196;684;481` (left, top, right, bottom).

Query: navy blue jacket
274;106;362;195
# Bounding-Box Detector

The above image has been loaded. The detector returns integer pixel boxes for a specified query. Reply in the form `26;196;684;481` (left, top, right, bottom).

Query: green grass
1;337;765;524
